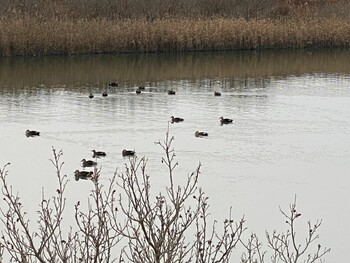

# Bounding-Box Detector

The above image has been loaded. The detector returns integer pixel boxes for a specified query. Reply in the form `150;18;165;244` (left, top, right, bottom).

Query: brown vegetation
0;0;349;56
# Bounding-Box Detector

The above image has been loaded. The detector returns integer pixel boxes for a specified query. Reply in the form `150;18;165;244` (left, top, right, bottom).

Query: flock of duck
73;149;136;181
26;128;136;181
25;131;136;181
25;82;233;182
87;82;223;99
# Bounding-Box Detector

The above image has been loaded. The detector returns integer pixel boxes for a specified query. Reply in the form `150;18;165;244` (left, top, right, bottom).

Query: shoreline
0;17;349;57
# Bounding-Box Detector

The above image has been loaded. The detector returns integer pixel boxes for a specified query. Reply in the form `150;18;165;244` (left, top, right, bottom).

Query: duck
109;82;118;87
167;90;176;95
102;92;108;97
122;149;135;157
89;93;94;99
214;91;221;96
136;89;141;94
170;116;184;123
195;131;208;137
138;86;145;90
92;150;106;158
74;170;93;181
81;159;97;168
219;116;233;124
25;129;40;137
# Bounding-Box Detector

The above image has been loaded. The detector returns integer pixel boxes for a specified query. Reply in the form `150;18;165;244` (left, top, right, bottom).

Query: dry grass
0;0;349;56
0;16;349;56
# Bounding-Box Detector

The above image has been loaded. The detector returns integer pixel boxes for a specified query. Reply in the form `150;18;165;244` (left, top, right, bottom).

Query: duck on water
122;149;135;157
92;150;106;158
81;159;97;168
26;129;40;137
74;170;93;181
219;116;233;124
170;116;184;123
195;131;208;137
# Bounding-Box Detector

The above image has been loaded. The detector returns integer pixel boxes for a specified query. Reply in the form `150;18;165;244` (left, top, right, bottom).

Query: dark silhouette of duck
138;86;145;90
89;93;94;99
74;170;93;181
102;92;108;97
122;149;135;157
170;116;184;123
25;129;40;137
220;116;233;124
195;131;208;137
136;89;141;94
92;150;106;158
214;91;221;96
109;82;118;87
167;90;176;95
81;159;97;168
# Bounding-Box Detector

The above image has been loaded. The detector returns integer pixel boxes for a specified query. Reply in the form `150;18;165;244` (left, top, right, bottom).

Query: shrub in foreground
0;131;330;262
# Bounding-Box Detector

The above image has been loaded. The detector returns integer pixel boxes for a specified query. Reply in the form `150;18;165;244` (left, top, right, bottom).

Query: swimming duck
170;116;184;123
81;159;97;167
195;131;208;137
74;170;93;181
89;93;94;99
220;116;233;124
102;92;108;97
138;86;145;90
109;82;118;87
92;150;107;158
122;149;135;157
214;91;221;96
167;90;176;95
136;89;141;94
25;129;40;137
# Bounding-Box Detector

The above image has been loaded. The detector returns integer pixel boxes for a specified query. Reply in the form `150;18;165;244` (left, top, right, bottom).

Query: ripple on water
1;68;350;263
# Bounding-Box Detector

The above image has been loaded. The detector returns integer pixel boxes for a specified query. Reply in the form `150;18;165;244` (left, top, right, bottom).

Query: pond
1;49;350;262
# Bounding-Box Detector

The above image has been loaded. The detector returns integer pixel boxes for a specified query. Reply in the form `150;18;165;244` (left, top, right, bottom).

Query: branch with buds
266;197;331;263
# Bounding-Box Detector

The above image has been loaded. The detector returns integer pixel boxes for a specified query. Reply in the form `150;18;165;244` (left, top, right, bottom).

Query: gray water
1;49;350;262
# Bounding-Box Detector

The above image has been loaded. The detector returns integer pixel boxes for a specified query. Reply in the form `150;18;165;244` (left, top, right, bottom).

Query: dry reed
0;17;349;56
0;0;349;56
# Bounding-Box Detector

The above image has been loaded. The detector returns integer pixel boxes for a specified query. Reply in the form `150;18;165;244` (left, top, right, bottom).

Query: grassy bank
0;0;349;56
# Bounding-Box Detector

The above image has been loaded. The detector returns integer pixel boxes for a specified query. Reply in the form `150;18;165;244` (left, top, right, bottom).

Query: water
1;49;350;262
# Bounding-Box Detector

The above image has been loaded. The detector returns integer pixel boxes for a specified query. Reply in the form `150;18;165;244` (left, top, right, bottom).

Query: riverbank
0;16;349;56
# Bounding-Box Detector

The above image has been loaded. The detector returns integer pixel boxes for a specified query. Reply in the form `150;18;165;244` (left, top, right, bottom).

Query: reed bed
0;0;349;56
0;16;349;56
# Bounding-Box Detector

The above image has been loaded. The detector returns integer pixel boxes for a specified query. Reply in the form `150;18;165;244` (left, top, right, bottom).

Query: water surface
1;49;350;262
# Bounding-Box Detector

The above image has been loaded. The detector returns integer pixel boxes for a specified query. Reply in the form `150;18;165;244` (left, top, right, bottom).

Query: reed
0;0;349;56
0;16;349;56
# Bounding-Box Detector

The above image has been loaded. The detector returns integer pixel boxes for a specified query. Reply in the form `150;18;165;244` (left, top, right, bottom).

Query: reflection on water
0;50;350;262
0;49;350;88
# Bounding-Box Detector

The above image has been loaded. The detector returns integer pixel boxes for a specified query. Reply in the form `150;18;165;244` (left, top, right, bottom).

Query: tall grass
0;17;349;56
0;0;349;56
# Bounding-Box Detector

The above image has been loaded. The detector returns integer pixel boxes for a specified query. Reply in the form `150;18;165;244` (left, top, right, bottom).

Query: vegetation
0;0;349;56
0;130;330;262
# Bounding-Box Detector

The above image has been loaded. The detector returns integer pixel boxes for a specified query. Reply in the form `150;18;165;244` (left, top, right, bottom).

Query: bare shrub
0;149;70;262
73;170;121;262
0;149;122;262
239;197;331;263
0;131;331;263
266;197;331;263
113;130;245;262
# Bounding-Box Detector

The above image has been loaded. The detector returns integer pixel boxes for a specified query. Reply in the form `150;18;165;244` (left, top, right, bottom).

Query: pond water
1;49;350;262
